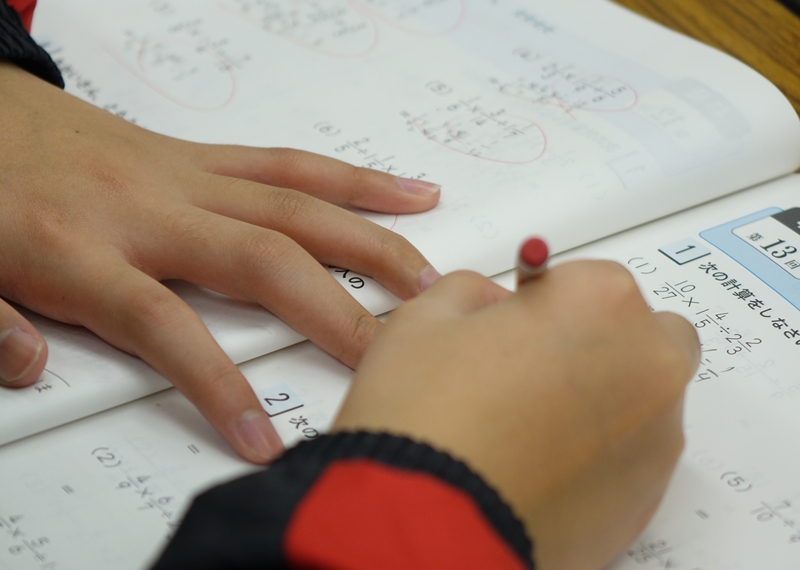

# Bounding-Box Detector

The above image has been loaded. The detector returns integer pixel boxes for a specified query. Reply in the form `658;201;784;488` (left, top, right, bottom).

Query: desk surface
613;0;800;114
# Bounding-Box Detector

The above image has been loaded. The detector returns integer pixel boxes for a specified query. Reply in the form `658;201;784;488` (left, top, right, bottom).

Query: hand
0;62;441;464
333;261;700;570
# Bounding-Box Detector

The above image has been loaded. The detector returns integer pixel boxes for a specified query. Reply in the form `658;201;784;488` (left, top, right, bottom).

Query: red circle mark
103;39;237;112
137;38;238;111
520;237;548;268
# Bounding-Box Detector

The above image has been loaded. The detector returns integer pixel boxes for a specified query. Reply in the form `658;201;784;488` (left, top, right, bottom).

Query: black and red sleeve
0;0;63;87
151;432;535;570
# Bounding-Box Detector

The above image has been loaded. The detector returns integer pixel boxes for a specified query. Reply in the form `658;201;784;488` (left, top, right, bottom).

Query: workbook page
10;0;800;443
6;176;800;569
32;0;800;275
0;341;352;570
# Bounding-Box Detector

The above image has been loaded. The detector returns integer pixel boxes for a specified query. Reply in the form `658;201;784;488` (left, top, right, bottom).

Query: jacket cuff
152;432;534;569
0;0;64;88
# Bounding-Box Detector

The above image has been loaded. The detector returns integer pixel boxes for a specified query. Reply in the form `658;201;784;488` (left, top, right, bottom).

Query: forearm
151;432;534;570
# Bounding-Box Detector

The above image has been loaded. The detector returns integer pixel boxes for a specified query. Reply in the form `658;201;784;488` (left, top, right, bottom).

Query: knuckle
85;165;134;200
242;231;299;279
265;187;314;225
125;287;184;334
339;311;379;364
345;164;387;204
366;229;413;266
264;147;304;173
162;207;211;244
554;260;642;317
594;260;638;292
259;148;306;188
11;198;83;255
590;261;643;310
197;364;241;399
213;175;248;195
345;164;371;195
351;311;378;348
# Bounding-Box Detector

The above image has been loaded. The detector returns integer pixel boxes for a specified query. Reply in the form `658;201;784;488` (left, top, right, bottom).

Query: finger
72;259;283;464
143;207;383;369
0;298;47;387
654;311;701;381
190;178;441;298
189;145;441;214
396;271;511;321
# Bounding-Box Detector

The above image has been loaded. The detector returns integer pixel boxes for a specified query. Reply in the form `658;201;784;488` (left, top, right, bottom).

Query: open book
2;0;800;567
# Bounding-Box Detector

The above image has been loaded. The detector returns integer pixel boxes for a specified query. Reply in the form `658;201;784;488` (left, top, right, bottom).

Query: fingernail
0;327;43;385
420;265;443;291
237;409;284;463
395;177;441;195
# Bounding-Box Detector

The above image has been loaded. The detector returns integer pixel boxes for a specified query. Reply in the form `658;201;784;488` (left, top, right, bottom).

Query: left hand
0;61;441;463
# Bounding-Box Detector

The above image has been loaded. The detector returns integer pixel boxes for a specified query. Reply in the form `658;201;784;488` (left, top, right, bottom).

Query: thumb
0;299;47;387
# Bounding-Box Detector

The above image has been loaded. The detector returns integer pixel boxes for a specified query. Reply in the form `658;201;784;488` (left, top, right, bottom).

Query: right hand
334;261;700;570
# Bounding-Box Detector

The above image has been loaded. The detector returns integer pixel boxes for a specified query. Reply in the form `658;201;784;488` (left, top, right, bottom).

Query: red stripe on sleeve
7;0;36;31
284;459;527;570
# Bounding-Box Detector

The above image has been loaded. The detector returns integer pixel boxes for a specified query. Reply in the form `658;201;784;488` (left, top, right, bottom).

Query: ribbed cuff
0;0;63;88
152;432;534;570
287;432;534;566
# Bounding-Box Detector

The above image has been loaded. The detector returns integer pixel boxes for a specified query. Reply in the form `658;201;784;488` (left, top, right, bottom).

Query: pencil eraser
520;237;549;268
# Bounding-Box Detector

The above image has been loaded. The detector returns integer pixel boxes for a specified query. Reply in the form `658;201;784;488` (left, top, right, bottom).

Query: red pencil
516;237;549;288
